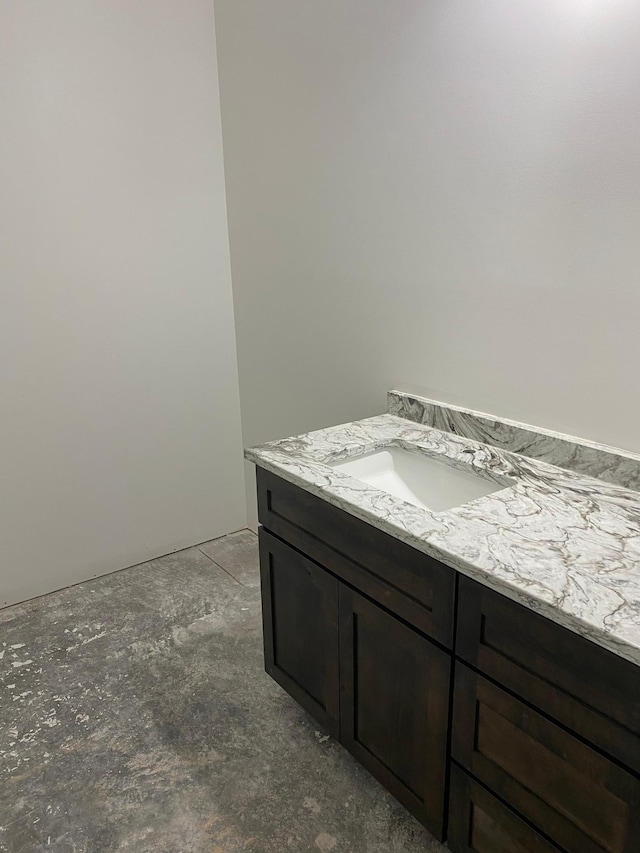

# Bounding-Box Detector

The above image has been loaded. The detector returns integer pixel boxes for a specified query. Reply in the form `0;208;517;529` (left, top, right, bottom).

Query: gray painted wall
215;0;640;526
0;1;246;606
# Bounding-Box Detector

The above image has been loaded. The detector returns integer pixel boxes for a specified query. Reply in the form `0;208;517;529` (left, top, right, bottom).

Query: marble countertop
246;410;640;666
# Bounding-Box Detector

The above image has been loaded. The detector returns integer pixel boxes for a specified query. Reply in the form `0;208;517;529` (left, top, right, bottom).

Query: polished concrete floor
0;530;446;853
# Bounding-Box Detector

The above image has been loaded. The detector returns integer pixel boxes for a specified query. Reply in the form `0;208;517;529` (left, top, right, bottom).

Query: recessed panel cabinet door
338;586;451;840
259;529;340;736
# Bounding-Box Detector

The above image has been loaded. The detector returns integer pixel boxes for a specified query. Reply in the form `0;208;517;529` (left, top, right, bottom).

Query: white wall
0;1;246;606
215;0;640;526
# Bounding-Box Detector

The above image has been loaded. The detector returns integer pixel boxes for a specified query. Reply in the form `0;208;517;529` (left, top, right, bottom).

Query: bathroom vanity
247;392;640;852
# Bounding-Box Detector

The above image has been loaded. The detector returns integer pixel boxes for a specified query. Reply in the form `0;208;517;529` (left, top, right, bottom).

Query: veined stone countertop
245;399;640;666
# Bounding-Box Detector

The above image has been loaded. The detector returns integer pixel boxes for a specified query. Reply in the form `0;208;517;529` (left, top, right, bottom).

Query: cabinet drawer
456;576;640;774
452;664;640;853
257;467;455;647
259;529;340;736
448;765;561;853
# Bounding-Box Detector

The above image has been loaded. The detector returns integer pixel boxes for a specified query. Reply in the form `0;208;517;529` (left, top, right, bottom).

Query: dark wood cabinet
257;467;455;645
448;766;562;853
259;529;340;736
256;467;640;853
260;478;454;839
452;663;640;853
339;585;450;838
456;575;640;775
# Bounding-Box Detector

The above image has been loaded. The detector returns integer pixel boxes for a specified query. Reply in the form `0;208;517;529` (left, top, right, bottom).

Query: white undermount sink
329;446;512;512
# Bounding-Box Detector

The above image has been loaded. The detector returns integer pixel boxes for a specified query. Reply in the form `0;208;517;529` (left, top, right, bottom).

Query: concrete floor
0;530;447;853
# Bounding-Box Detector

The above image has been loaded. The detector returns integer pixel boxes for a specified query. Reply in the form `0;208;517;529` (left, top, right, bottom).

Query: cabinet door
338;586;451;840
259;529;340;736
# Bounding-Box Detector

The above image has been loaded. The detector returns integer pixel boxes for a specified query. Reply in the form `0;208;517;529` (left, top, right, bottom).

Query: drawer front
448;765;561;853
257;467;455;647
456;576;640;774
452;664;640;853
259;529;340;736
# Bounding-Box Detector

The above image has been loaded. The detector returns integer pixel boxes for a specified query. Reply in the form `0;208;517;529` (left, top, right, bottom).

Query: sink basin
329;446;512;512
